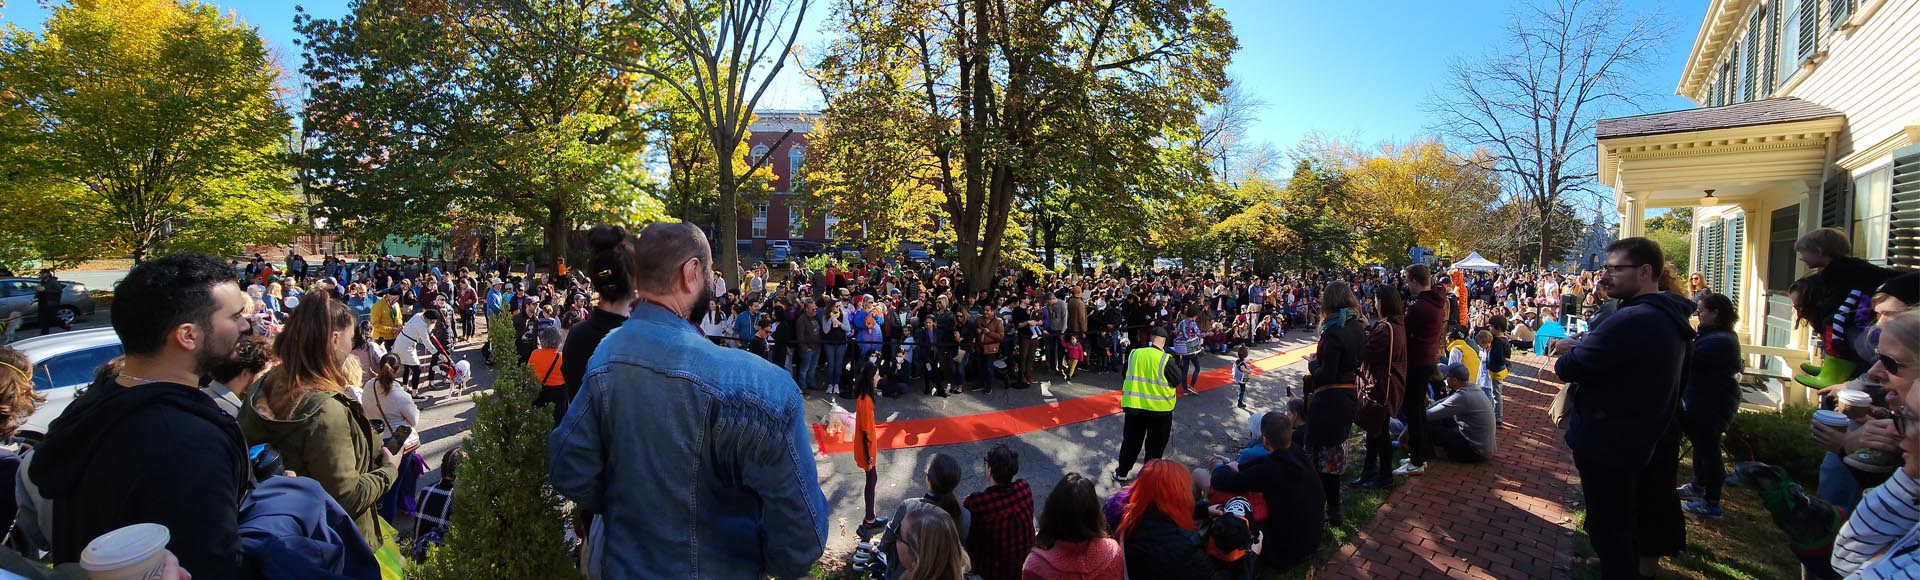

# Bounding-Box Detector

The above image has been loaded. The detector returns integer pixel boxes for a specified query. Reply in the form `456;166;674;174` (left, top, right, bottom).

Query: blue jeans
824;346;846;390
952;352;968;386
1818;451;1862;510
1179;353;1202;391
793;349;819;390
1482;380;1503;422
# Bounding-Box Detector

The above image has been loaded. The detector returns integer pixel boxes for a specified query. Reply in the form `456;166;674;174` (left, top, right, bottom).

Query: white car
11;328;122;443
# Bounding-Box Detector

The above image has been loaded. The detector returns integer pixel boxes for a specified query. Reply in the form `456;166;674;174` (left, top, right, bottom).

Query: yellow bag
373;516;407;580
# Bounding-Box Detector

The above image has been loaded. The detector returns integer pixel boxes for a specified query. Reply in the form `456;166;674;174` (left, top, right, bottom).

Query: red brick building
735;110;835;259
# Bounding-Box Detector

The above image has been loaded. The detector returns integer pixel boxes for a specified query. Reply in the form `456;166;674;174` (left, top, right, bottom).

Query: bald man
549;222;828;579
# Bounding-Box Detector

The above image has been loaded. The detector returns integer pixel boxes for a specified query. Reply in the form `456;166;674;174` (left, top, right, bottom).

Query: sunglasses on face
1879;353;1908;377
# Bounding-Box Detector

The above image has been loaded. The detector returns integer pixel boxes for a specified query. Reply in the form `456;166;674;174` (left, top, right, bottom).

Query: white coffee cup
80;523;171;580
1811;409;1851;429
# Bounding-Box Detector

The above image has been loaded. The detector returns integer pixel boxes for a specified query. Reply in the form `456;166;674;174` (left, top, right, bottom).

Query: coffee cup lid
1812;409;1851;426
1837;390;1873;405
80;523;169;571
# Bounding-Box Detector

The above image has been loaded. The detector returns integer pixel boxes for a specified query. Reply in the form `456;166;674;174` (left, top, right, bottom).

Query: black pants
1116;408;1172;478
1576;425;1685;580
1402;364;1436;466
404;364;424;391
534;386;568;426
1683;410;1730;504
459;311;476;338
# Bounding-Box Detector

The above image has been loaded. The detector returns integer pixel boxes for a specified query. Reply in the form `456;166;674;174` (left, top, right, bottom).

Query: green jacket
238;387;396;549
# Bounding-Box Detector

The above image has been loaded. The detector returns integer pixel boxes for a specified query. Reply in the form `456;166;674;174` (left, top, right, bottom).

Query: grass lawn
1570;451;1803;579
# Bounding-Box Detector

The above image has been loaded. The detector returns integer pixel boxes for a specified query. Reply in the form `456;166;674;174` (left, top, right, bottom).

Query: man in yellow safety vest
1115;326;1184;482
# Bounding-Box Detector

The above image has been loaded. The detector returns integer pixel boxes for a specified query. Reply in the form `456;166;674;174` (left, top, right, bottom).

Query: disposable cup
79;523;170;580
1811;409;1851;428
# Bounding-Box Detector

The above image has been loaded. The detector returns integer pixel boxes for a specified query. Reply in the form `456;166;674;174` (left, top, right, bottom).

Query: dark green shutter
1766;0;1781;92
1890;144;1920;269
1799;0;1820;59
1726;213;1747;303
1830;0;1852;29
1822;172;1852;228
1742;11;1761;101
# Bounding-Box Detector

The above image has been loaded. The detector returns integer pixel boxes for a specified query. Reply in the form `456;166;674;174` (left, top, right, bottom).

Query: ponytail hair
586;225;638;302
925;454;964;525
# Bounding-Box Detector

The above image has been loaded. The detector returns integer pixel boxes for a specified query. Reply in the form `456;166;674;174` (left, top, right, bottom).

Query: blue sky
3;0;1706;154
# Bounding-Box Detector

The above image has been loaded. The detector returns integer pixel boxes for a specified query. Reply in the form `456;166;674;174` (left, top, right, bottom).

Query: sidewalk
1315;354;1581;580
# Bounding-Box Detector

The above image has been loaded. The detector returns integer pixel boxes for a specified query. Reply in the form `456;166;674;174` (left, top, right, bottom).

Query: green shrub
413;315;579;579
1724;405;1825;485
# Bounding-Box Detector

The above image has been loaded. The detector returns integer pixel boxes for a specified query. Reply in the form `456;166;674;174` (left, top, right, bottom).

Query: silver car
11;328;122;443
0;277;97;328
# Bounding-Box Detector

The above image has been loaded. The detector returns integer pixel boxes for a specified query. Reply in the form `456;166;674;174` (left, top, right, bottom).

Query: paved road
58;270;129;292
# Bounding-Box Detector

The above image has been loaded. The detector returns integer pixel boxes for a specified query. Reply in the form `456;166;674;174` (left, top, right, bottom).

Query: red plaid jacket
963;479;1034;580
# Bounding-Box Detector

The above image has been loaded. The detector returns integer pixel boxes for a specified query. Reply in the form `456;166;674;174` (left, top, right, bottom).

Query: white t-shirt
360;379;422;448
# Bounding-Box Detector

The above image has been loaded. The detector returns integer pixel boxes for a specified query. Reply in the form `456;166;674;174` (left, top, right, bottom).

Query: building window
788;206;807;238
1853;165;1891;265
788;146;806;190
1779;0;1803;81
1830;0;1852;29
750;144;770;165
753;201;769;239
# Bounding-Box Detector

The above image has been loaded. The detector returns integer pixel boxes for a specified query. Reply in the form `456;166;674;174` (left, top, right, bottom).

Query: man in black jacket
1551;237;1694;580
1208;411;1324;574
30;253;251;579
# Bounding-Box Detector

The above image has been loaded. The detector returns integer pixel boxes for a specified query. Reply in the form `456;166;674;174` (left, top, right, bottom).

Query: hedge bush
1723;404;1825;486
414;315;579;579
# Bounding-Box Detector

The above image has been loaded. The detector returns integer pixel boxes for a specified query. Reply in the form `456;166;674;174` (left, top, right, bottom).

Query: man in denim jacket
550;222;829;579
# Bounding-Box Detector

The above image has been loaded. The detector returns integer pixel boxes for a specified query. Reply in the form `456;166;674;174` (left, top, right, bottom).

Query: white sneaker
1393;463;1426;476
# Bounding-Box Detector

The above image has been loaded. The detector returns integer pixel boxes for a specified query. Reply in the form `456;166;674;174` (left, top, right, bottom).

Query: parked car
0;277;96;328
11;328;122;443
766;246;791;267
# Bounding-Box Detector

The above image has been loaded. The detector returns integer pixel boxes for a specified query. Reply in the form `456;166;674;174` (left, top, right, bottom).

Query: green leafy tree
810;0;1237;283
414;315;578;579
297;0;658;266
0;0;299;264
1646;207;1693;273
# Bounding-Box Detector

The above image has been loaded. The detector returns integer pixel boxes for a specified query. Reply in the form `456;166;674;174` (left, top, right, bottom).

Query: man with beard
30;253;250;578
550;222;828;579
1552;238;1693;579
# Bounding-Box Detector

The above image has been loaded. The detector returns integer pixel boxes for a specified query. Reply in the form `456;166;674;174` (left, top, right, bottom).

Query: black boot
1320;473;1344;527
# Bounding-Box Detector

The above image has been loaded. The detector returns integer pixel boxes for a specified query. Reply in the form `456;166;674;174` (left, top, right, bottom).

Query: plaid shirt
963;479;1034;580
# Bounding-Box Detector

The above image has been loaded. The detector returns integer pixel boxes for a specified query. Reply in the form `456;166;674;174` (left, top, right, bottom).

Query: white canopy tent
1453;252;1502;271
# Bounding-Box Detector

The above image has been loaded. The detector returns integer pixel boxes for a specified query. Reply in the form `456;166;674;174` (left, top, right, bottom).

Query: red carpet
817;343;1315;454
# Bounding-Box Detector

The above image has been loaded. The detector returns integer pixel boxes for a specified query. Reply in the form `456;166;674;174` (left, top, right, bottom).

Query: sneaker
1681;499;1723;518
1112;471;1132;484
1392;463;1426;476
1676;483;1700;501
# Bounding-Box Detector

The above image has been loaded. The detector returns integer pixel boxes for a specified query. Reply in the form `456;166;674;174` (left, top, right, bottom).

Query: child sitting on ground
413;447;467;560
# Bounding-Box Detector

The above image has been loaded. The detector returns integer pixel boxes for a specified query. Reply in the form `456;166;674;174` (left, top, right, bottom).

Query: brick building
734;110;835;260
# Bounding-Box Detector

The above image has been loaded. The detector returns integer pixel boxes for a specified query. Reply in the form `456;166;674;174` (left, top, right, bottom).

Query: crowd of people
1;220;1916;580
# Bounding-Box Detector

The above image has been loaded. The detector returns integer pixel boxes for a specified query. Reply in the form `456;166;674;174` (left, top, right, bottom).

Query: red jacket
1405;289;1449;368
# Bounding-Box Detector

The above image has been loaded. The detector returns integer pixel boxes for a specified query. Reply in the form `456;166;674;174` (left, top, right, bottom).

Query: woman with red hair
1115;459;1206;577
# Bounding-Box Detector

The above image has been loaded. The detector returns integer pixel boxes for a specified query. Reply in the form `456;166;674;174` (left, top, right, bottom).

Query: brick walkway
1315;355;1582;580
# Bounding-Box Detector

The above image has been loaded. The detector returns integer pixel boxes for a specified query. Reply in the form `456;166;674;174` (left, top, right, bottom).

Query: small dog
2;312;21;344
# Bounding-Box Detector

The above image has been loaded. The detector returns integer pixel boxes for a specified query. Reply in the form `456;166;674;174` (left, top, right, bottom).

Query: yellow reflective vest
1121;346;1176;412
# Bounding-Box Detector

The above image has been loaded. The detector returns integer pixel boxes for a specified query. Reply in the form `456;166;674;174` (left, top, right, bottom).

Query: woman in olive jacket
240;293;405;550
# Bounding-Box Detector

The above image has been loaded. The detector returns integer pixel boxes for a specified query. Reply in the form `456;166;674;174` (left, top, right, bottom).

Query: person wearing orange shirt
527;326;566;425
854;355;885;538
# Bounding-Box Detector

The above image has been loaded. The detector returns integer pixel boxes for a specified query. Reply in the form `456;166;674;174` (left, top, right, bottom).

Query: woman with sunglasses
1830;308;1920;578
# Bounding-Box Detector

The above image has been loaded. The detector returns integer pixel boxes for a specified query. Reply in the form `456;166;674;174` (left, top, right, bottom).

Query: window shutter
1742;11;1761;102
1725;213;1747;303
1830;0;1852;28
1705;219;1726;293
1889;144;1920;269
1821;171;1853;228
1798;0;1820;59
1765;0;1781;91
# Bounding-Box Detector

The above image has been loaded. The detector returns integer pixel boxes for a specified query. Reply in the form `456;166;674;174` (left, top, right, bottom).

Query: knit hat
1880;272;1919;306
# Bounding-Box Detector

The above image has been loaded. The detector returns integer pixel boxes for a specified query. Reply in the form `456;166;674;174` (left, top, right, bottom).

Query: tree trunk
1536;201;1553;270
716;148;741;288
545;199;570;270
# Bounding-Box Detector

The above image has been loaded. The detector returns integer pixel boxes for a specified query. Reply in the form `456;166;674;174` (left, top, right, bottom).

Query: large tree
809;0;1236;283
1335;139;1504;266
483;0;809;285
1427;0;1669;269
298;0;657;266
0;0;298;264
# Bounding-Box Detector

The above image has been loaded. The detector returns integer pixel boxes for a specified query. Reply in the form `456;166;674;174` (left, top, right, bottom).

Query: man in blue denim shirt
550;222;829;579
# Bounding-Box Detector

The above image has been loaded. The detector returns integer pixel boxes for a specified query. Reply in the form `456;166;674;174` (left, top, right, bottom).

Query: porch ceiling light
1700;189;1719;206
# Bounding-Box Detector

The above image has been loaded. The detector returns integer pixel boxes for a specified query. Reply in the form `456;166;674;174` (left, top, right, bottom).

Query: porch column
1621;192;1647;238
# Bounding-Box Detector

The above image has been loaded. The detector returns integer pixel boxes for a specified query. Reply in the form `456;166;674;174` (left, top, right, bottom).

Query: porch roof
1599;99;1847;210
